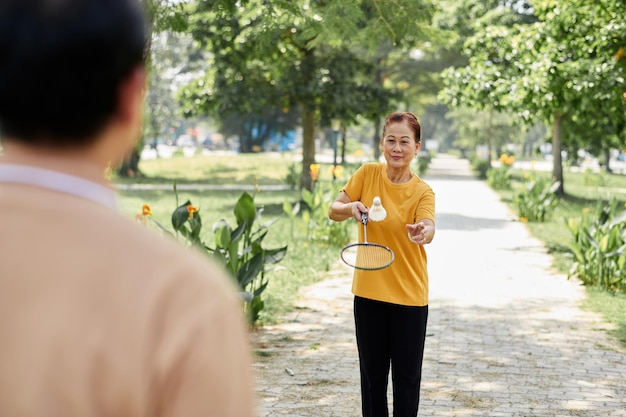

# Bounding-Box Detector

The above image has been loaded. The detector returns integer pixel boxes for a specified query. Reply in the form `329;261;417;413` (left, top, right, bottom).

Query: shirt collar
0;163;118;210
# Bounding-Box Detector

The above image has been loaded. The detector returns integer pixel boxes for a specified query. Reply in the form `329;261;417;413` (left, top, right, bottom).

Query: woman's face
380;120;421;169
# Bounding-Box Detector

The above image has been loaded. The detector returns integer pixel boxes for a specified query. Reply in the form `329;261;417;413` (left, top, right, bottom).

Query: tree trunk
300;104;316;191
604;149;612;173
340;125;346;165
373;118;381;161
117;147;141;178
551;113;565;195
373;62;383;162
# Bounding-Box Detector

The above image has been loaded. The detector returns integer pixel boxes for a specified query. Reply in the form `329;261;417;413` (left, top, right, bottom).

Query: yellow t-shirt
342;162;435;306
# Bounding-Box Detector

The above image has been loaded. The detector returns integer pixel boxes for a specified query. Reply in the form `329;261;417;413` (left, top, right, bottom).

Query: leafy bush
209;192;288;326
486;153;516;189
141;189;287;327
470;157;490;179
566;199;626;293
487;166;512;190
514;178;560;222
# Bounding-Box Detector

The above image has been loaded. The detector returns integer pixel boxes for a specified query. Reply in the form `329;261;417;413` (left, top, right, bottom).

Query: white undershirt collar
0;163;118;210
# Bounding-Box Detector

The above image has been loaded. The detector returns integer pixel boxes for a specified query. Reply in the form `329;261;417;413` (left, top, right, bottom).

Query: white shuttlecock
368;196;387;221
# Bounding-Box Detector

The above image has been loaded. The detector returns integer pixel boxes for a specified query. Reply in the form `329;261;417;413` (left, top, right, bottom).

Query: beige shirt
0;171;256;417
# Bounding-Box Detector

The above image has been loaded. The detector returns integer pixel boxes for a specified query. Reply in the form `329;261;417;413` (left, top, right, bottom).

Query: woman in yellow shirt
329;111;435;417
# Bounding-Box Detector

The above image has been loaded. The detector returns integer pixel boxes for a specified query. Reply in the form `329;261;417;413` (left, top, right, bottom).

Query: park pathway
251;154;626;417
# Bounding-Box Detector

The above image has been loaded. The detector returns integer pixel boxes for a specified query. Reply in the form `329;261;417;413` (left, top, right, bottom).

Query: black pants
354;296;428;417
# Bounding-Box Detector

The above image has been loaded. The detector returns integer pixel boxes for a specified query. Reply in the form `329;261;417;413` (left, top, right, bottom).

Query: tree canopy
179;0;436;190
440;0;626;194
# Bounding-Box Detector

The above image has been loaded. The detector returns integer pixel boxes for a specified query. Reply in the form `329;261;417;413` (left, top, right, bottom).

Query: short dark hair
0;0;147;147
382;112;421;143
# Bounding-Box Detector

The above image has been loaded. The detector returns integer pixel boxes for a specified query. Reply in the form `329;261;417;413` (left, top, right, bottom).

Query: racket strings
356;245;393;269
342;243;394;270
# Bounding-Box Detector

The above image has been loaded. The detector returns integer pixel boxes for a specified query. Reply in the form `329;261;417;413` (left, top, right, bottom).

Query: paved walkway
252;154;626;417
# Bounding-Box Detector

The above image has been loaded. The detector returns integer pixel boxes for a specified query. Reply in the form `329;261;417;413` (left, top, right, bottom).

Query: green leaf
247;296;264;325
253;281;269;298
259;216;281;230
171;200;192;230
212;218;231;234
234;192;256;226
237;252;264;288
215;224;231;249
254;230;268;245
228;241;239;272
231;221;247;243
264;246;288;264
250;241;263;256
600;235;609;252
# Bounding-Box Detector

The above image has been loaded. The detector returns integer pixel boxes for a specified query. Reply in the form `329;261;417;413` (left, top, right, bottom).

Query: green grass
581;287;626;347
495;168;626;348
114;152;295;185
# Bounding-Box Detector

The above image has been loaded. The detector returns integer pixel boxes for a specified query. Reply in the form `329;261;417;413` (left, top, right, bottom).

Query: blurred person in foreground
0;1;255;416
329;112;435;417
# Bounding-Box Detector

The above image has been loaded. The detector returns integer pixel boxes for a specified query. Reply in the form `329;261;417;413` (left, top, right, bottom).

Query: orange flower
616;47;625;61
328;165;344;178
498;153;515;166
498;154;515;166
142;204;152;216
310;163;320;181
136;204;152;225
187;205;198;219
506;155;515;166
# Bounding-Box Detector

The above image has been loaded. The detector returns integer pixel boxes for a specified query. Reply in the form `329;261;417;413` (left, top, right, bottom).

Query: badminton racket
341;212;394;270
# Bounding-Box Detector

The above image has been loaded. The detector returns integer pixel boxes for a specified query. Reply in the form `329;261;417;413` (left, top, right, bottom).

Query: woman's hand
329;191;368;222
350;202;369;222
406;219;435;245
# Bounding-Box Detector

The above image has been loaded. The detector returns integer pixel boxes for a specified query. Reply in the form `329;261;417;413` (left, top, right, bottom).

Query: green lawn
114;152;295;185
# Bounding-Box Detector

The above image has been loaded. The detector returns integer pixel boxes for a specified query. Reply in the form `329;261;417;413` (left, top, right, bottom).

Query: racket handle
361;212;368;243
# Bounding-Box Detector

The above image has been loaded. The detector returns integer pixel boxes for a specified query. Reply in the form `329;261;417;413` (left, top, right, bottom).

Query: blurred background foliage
134;0;624;195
